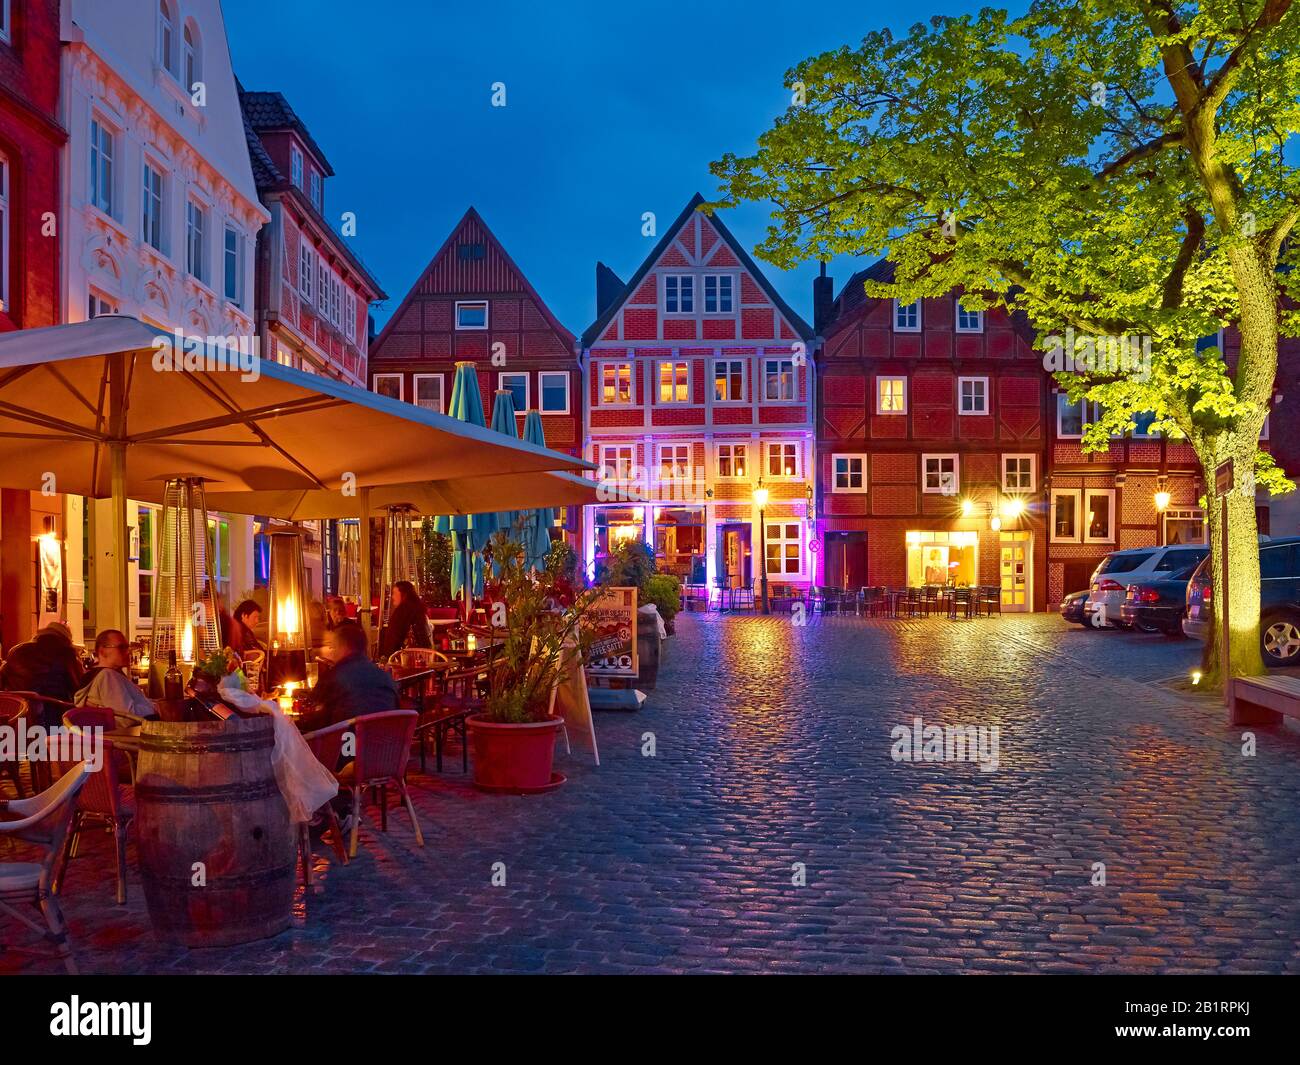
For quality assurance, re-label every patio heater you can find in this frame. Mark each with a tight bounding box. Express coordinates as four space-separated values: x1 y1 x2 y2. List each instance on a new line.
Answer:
379 503 420 630
149 477 222 695
336 518 360 601
266 528 311 690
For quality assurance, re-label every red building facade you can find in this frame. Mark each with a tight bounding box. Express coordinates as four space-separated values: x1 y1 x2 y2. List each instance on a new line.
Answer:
816 262 1049 610
0 0 66 650
581 195 816 592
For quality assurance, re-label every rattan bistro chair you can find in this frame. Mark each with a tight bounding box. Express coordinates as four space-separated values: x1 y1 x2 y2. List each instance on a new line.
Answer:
0 693 33 798
0 763 91 973
335 710 424 858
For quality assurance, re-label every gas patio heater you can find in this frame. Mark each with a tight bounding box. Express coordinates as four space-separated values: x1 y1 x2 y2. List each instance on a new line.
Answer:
379 503 420 632
149 477 222 695
266 528 311 691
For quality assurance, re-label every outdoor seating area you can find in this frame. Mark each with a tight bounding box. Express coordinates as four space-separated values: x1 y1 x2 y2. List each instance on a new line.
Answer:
683 582 1008 619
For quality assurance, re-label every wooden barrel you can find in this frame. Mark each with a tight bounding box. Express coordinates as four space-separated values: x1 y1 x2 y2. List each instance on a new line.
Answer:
134 716 294 948
636 611 661 690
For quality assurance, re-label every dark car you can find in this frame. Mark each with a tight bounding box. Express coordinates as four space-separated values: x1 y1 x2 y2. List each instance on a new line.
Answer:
1059 589 1089 626
1184 535 1300 666
1118 548 1208 635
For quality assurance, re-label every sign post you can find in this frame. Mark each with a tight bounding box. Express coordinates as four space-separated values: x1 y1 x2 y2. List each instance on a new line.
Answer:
1216 460 1233 719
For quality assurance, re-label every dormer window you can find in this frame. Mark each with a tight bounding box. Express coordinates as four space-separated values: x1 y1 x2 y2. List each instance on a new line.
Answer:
455 300 488 329
290 144 303 189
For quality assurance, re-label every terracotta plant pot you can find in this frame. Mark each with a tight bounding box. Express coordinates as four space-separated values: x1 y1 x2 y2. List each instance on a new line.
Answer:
467 714 564 793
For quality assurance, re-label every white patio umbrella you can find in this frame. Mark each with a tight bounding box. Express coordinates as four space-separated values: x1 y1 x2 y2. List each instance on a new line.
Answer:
0 316 593 629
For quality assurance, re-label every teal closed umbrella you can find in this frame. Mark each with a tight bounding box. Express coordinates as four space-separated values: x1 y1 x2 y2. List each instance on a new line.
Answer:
434 362 497 614
489 389 521 540
520 409 554 571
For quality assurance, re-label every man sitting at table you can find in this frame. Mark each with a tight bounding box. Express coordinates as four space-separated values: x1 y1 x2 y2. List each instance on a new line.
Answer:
305 623 397 729
0 621 85 727
74 629 158 719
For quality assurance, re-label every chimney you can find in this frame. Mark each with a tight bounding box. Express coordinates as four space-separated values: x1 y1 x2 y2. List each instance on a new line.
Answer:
813 261 834 333
595 262 625 319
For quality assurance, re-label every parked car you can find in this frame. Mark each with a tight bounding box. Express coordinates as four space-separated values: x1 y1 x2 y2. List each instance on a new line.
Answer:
1184 535 1300 666
1120 576 1196 636
1084 544 1210 629
1059 589 1089 626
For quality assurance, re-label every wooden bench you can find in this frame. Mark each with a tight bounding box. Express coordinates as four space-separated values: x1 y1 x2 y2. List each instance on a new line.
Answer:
1229 674 1300 726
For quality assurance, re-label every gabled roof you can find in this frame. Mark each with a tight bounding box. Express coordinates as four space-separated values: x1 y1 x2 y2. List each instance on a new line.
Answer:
371 206 576 355
239 89 335 176
579 192 814 348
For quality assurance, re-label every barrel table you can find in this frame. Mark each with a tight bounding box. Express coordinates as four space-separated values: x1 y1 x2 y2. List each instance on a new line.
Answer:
134 716 294 947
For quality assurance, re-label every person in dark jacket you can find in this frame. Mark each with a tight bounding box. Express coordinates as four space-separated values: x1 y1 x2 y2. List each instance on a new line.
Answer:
1 622 85 727
377 580 431 659
305 623 397 729
226 599 265 657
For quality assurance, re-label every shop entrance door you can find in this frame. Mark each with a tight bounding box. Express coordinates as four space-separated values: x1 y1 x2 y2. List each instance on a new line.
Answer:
715 523 752 591
825 532 868 590
999 532 1032 611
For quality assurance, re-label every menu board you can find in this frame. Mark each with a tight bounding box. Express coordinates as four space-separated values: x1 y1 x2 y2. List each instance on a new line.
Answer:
585 586 638 678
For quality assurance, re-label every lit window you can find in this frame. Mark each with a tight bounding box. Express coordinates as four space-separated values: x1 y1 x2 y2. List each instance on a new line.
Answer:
186 200 207 283
372 374 403 401
1002 454 1035 491
455 300 488 329
894 299 920 331
832 455 866 493
714 359 744 401
601 363 632 404
90 118 116 216
704 275 733 313
1085 489 1115 543
142 162 165 252
223 224 242 306
877 376 907 414
922 454 959 495
499 371 528 411
1051 490 1079 542
664 275 694 313
956 301 983 332
764 358 795 401
958 376 988 415
717 443 747 479
600 445 635 481
658 444 692 481
413 374 443 413
290 145 303 189
539 371 569 413
767 442 798 479
765 523 802 576
658 361 689 403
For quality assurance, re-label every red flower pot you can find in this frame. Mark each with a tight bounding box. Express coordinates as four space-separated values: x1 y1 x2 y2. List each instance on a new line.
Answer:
467 715 564 793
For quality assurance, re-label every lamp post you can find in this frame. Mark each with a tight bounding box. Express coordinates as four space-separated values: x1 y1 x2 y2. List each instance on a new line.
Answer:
1154 477 1171 545
754 480 770 614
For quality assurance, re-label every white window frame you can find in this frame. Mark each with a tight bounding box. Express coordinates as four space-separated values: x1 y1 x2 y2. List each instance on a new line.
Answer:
765 521 804 577
922 453 959 495
1083 488 1116 544
663 274 694 314
345 290 357 342
1 1 11 44
412 373 444 413
716 442 749 480
599 361 634 406
703 274 735 314
499 371 529 412
831 453 867 494
87 290 118 318
222 223 243 307
1050 489 1081 544
309 170 321 211
185 197 208 284
290 144 303 189
765 441 800 480
599 444 636 482
1056 394 1103 439
656 443 693 482
142 158 167 254
1002 453 1036 492
958 376 989 416
1130 410 1159 438
876 375 907 415
89 115 117 218
764 357 796 402
330 270 341 327
317 257 327 316
657 360 690 404
454 299 489 330
713 358 745 403
0 151 8 313
158 1 178 77
372 374 403 402
893 298 920 332
182 20 200 92
955 301 983 332
538 371 570 414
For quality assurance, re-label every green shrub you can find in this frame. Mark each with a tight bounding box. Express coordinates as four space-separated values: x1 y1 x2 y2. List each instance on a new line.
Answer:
642 573 680 624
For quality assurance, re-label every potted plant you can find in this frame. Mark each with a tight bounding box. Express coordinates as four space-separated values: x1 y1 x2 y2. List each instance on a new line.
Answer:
467 534 599 792
642 573 681 635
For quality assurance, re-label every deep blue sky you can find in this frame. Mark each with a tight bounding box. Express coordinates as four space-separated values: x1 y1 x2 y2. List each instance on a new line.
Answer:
222 0 984 334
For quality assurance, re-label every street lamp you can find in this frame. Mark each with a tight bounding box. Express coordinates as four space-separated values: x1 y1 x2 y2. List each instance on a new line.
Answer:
754 480 770 614
1154 477 1170 545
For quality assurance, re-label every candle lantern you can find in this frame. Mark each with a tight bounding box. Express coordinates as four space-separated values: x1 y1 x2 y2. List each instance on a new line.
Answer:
379 504 420 629
149 477 222 694
267 528 311 688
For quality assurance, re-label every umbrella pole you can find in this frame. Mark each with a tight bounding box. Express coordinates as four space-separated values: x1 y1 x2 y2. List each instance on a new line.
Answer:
108 353 130 638
462 540 472 623
358 486 373 651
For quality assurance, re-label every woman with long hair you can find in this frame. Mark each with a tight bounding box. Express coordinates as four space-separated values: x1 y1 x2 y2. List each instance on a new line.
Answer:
378 579 431 658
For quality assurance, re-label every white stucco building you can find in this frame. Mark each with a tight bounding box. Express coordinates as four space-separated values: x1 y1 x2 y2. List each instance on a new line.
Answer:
59 0 269 640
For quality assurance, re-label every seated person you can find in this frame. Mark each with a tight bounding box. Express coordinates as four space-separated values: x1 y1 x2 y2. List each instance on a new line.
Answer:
324 596 358 632
74 629 158 719
0 621 85 727
226 599 265 658
302 623 397 730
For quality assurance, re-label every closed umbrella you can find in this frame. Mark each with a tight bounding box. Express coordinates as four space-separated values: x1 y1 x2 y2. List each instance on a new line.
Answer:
521 410 554 571
488 389 521 540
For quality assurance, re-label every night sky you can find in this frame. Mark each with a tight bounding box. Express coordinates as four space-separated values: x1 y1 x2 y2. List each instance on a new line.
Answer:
221 0 988 334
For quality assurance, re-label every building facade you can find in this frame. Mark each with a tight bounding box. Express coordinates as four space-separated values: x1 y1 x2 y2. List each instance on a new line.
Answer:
368 206 582 543
816 262 1049 611
0 0 67 651
60 0 269 641
581 195 816 593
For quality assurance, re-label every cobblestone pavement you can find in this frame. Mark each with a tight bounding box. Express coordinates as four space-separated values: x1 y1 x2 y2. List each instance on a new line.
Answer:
5 611 1300 975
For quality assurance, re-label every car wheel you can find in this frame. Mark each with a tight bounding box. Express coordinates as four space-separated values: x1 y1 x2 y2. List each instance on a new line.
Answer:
1134 619 1162 634
1261 614 1300 667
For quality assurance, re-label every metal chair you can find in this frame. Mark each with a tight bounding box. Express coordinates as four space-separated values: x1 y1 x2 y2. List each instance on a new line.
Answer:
415 665 484 773
51 726 133 905
335 710 424 857
0 763 92 973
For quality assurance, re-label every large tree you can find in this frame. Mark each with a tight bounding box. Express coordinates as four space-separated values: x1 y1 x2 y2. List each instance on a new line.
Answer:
712 0 1300 681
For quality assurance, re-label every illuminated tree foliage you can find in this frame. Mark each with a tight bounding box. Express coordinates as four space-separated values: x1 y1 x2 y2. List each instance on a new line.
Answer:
712 0 1300 680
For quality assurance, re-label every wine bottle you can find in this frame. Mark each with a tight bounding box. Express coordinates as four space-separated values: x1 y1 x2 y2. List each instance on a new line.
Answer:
164 648 184 701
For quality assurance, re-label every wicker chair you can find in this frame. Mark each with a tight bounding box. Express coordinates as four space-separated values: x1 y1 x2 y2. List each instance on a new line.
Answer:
298 720 351 892
0 763 92 973
335 710 423 857
240 649 266 694
0 693 32 798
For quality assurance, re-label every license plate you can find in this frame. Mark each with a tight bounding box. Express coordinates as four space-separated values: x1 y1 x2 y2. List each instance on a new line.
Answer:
1190 604 1200 619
